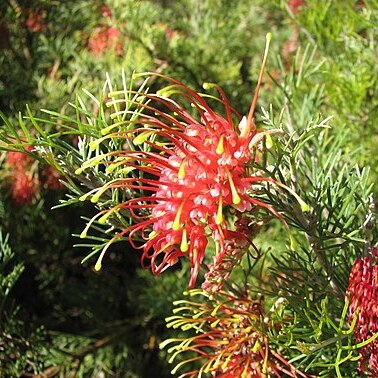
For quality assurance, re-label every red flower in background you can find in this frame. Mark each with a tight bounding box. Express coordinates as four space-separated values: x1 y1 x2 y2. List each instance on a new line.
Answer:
10 172 39 205
25 10 46 32
346 247 378 376
4 146 64 205
288 0 304 15
100 4 112 18
88 26 123 56
6 146 34 168
5 148 39 205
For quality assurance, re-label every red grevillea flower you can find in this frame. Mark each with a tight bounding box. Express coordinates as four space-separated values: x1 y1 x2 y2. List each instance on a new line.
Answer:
100 4 112 18
87 26 122 56
6 146 34 169
81 34 306 287
288 0 305 15
5 147 39 205
346 247 378 376
161 290 308 377
9 172 39 205
25 10 46 32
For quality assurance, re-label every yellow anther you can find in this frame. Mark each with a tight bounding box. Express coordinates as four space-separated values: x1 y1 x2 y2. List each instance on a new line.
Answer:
98 207 118 224
172 202 185 231
101 124 117 135
98 212 112 224
202 82 216 90
180 229 189 252
216 134 225 155
79 192 92 201
227 171 241 205
178 159 186 179
215 197 223 225
149 230 157 239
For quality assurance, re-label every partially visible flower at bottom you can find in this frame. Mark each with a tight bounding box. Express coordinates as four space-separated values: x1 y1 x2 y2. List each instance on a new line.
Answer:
346 247 378 376
161 290 308 378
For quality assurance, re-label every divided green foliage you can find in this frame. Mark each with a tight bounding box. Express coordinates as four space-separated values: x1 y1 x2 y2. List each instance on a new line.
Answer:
0 0 377 376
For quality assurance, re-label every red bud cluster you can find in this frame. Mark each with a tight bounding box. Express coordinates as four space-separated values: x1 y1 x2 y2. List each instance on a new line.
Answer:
346 247 378 376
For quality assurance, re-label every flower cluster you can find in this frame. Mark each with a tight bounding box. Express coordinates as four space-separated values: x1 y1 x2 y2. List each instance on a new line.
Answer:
87 26 122 56
24 9 47 33
100 4 113 18
288 0 305 15
161 290 307 377
82 35 309 288
86 69 283 288
5 147 39 205
346 247 378 376
4 147 63 205
132 106 275 288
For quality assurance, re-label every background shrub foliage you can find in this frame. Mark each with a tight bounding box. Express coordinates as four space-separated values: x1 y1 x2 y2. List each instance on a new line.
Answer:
0 0 377 377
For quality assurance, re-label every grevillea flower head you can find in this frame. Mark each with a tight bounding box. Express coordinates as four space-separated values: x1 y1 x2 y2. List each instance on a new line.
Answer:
100 4 112 18
161 290 308 377
346 246 378 376
80 34 308 287
88 26 122 56
5 147 39 205
6 146 34 169
9 172 39 205
288 0 305 15
24 9 46 32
